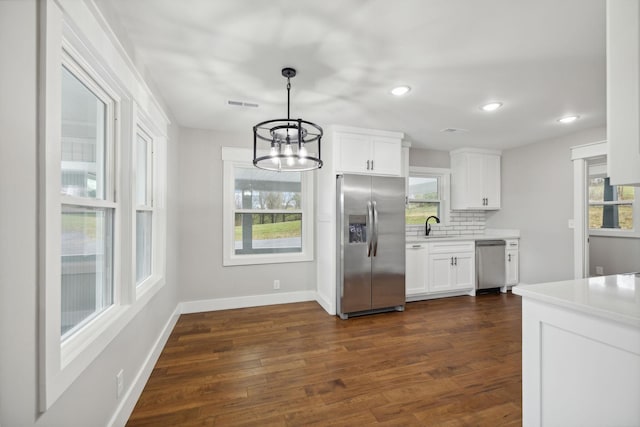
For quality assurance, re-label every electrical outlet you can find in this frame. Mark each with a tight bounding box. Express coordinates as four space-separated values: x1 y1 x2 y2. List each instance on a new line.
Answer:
595 266 604 275
116 369 124 399
273 279 280 290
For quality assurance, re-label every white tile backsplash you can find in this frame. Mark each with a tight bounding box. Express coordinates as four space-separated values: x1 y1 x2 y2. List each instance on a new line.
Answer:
406 210 487 239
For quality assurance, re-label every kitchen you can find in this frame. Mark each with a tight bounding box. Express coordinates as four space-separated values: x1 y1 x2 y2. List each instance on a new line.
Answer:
1 0 639 426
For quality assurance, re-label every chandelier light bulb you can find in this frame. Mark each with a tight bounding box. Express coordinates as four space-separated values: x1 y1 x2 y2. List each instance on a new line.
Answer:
287 156 295 166
284 143 293 157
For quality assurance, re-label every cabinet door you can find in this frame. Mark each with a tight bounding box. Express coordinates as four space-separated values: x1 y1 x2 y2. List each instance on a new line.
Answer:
337 133 371 174
506 250 519 285
607 0 640 186
451 252 475 290
428 254 454 293
451 151 501 210
483 154 501 209
371 137 402 176
406 244 427 296
466 153 486 208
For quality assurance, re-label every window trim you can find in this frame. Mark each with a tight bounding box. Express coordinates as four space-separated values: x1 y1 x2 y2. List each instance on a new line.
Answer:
406 166 450 224
222 147 314 266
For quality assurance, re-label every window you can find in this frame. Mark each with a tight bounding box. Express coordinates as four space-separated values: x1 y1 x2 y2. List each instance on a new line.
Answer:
589 177 635 230
135 126 153 285
405 167 449 225
588 162 639 235
60 59 116 340
223 148 314 265
40 3 168 410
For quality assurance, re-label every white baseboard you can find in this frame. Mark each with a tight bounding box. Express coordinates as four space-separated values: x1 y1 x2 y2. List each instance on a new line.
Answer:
314 292 336 315
180 290 317 314
107 305 181 427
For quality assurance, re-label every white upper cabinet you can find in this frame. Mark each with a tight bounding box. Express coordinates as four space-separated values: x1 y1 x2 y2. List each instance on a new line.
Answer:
450 148 501 210
335 128 402 176
607 0 640 186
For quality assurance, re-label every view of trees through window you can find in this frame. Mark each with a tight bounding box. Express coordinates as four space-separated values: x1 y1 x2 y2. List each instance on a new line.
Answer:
234 169 303 253
589 177 634 230
406 176 439 225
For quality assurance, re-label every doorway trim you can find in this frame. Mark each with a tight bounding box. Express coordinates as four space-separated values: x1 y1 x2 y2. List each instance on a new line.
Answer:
570 140 607 279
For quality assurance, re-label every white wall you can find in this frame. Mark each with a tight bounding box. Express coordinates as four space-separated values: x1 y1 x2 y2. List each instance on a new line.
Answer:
177 128 317 303
589 236 640 276
486 126 606 284
409 147 450 168
0 2 180 425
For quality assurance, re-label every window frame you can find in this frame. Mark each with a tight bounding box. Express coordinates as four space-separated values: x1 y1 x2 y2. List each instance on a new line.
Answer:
222 147 314 266
59 49 120 342
588 162 640 238
39 3 168 411
406 166 450 224
134 121 155 289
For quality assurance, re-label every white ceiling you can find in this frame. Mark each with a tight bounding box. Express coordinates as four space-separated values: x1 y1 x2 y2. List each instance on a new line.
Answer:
97 0 606 151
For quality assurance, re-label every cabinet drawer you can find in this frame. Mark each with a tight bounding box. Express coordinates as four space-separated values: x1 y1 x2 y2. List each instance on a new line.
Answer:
406 243 426 249
427 241 474 254
505 239 519 249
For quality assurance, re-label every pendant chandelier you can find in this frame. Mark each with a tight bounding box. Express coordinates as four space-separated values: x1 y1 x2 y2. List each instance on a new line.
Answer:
253 68 323 171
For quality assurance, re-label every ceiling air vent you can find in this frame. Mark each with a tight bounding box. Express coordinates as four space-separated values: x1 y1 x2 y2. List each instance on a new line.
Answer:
228 100 259 108
440 128 469 133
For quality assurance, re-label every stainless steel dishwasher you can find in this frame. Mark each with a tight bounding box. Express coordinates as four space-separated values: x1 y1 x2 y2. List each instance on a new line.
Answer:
475 240 506 290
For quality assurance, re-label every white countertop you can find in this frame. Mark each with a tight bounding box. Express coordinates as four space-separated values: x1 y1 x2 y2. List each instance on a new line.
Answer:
406 233 520 244
513 274 640 328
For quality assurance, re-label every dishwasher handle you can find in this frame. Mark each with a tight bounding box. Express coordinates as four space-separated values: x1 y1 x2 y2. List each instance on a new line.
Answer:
475 240 506 247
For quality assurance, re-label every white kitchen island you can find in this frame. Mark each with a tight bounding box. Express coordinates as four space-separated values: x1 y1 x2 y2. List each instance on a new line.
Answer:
513 274 640 427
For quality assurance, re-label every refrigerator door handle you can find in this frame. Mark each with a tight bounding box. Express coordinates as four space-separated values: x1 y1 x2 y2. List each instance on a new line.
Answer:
372 201 379 257
367 201 373 257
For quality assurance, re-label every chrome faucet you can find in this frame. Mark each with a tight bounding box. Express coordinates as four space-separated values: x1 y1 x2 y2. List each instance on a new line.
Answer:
425 215 440 236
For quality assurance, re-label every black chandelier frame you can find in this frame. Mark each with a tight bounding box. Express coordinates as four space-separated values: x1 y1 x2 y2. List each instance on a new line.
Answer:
252 68 323 172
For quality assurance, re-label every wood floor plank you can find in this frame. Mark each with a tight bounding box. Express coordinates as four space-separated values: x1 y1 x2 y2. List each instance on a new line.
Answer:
127 293 522 426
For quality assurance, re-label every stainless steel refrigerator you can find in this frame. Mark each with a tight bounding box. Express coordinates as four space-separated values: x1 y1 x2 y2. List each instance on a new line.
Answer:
336 174 406 319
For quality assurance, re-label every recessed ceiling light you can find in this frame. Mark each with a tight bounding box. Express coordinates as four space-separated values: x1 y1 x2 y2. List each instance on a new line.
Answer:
481 102 503 112
557 115 580 124
391 86 411 96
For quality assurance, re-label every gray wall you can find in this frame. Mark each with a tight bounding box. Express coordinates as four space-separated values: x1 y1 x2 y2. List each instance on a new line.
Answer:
486 126 606 284
590 236 640 276
0 2 180 425
409 147 450 168
177 128 317 302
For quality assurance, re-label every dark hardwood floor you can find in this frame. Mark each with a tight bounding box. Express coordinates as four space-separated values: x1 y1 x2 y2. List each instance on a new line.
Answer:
127 293 522 426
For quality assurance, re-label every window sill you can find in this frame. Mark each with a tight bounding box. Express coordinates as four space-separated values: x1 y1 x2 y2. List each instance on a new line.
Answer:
223 251 313 267
589 229 640 239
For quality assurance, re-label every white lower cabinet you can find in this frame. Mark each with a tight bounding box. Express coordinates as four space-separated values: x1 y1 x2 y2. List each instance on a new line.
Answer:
505 239 519 286
405 243 428 297
427 242 475 293
406 240 475 300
